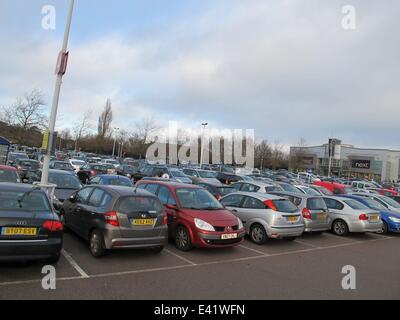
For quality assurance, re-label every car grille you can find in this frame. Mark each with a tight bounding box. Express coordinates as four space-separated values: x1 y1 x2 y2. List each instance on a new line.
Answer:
214 225 239 232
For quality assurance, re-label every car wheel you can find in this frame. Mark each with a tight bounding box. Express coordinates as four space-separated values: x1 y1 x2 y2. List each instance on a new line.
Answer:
379 221 389 234
175 226 192 251
151 246 164 253
250 223 268 245
45 253 61 264
89 230 106 257
332 220 349 236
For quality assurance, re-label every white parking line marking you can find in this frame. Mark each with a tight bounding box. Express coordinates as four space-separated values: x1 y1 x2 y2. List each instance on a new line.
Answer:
0 236 394 287
293 239 320 248
238 244 270 256
164 249 197 266
323 232 359 243
61 249 89 278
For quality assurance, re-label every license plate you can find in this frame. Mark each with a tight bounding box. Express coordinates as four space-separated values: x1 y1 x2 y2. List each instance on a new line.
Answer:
369 215 379 222
1 227 37 236
287 216 298 222
317 213 327 220
132 219 154 226
221 233 238 240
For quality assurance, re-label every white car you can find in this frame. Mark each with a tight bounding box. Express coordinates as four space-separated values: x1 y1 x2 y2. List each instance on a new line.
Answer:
102 158 120 169
69 159 86 172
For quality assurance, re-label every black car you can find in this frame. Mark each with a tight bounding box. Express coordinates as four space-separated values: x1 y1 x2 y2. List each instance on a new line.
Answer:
215 172 242 185
116 165 139 178
195 181 234 200
14 159 40 182
0 183 63 263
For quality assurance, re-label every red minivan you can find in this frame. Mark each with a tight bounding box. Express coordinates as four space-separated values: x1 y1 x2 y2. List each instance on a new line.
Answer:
135 180 245 251
313 181 352 195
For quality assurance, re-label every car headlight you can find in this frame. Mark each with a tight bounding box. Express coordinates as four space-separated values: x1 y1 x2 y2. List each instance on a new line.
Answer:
237 217 244 229
389 216 400 223
194 218 215 231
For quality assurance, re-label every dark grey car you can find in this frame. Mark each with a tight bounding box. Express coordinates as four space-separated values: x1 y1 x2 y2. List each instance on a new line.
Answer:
61 185 168 257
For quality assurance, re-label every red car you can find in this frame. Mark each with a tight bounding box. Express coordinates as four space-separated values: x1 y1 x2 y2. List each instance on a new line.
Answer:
313 181 353 195
368 188 398 197
0 165 20 183
135 180 245 251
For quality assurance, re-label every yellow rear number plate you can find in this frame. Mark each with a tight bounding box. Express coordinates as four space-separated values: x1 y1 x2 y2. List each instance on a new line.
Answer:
1 227 37 236
287 216 298 222
133 219 154 226
370 215 379 222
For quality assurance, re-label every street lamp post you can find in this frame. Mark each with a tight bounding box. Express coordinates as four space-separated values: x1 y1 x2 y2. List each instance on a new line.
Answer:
200 122 208 167
112 127 120 158
41 0 75 185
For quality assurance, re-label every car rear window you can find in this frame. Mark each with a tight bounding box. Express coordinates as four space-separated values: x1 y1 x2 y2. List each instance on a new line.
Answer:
0 170 19 183
307 197 327 210
107 178 133 187
217 187 234 196
117 196 163 214
273 199 298 213
343 200 369 210
0 190 50 211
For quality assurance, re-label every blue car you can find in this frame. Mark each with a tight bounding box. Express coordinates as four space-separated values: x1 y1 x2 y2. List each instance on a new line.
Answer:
89 174 133 187
339 194 400 234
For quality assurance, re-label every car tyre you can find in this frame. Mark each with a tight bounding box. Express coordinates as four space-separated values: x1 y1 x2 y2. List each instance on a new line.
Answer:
379 221 389 234
250 223 268 245
89 230 106 257
332 219 349 236
175 226 192 251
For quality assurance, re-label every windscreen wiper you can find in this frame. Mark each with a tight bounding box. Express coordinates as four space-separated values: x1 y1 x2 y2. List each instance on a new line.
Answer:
17 186 40 208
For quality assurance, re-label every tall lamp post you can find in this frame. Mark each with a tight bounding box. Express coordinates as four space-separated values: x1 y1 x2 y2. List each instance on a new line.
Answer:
199 122 208 167
41 0 75 185
112 127 120 158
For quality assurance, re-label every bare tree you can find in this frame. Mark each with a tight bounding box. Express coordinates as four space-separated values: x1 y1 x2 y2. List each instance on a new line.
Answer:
135 116 158 143
73 110 91 151
97 99 113 138
3 89 48 130
255 139 272 169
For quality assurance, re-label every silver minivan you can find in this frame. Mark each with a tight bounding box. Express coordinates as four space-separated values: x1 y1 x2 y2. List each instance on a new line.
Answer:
220 192 304 244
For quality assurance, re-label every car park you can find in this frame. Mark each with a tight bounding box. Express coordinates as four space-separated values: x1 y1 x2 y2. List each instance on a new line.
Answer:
89 174 133 187
61 185 168 257
0 165 21 183
268 191 330 233
77 163 108 184
0 183 63 262
135 180 245 251
339 194 400 234
322 196 383 236
220 192 304 243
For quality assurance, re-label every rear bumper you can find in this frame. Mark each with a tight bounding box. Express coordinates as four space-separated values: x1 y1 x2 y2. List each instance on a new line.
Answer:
105 226 168 249
349 221 383 233
0 237 62 262
267 225 304 238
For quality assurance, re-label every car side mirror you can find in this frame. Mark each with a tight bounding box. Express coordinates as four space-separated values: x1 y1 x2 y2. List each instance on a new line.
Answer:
166 204 177 210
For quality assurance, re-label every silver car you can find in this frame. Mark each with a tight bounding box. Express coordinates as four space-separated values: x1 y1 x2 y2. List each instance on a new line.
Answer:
269 191 330 233
322 196 383 236
230 181 284 194
220 192 304 244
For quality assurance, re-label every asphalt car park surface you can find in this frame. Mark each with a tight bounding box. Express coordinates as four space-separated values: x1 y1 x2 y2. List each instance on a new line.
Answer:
0 231 399 300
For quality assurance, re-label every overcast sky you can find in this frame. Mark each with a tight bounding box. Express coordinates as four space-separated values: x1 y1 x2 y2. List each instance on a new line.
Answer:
0 0 399 150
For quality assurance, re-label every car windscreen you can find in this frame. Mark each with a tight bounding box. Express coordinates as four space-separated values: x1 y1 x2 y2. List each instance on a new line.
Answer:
19 161 39 169
107 178 133 187
0 190 50 211
0 170 19 182
170 170 186 177
280 183 301 193
198 171 217 178
307 197 328 210
361 198 387 210
117 196 163 214
49 174 82 189
272 199 299 213
343 199 369 210
54 162 73 169
176 188 224 210
380 196 400 208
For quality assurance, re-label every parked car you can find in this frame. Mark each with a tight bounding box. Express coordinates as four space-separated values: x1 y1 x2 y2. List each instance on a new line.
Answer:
182 168 219 184
6 152 29 166
366 188 398 197
135 180 245 251
268 191 330 233
61 185 167 257
116 165 138 178
349 193 400 214
14 159 40 182
69 159 86 172
134 166 192 184
220 192 304 244
77 163 108 184
103 163 117 175
322 196 383 236
309 184 333 196
50 160 75 172
274 182 304 194
0 183 63 262
102 158 120 169
89 174 133 187
195 181 234 200
294 185 321 196
230 181 283 193
0 165 21 183
215 172 243 185
314 181 352 195
339 194 400 234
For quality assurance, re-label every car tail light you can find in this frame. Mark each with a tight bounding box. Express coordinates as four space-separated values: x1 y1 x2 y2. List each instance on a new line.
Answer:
162 211 168 225
302 208 312 219
264 200 277 211
104 211 119 227
42 220 63 232
359 213 369 221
